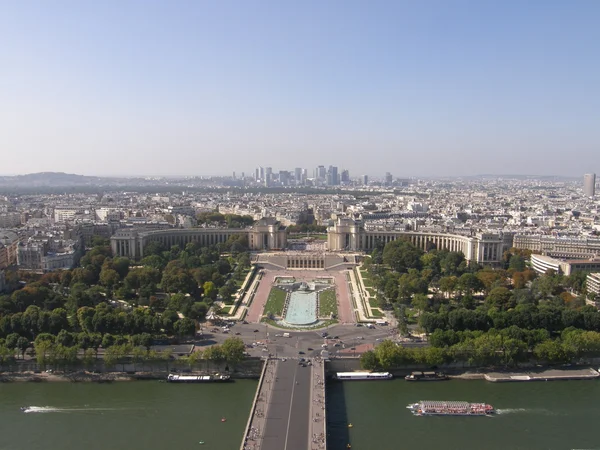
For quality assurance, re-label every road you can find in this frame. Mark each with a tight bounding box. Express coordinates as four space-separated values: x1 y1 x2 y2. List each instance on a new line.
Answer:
197 323 407 359
261 359 311 450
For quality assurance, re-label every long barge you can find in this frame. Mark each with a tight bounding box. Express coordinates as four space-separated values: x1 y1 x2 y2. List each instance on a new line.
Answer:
167 373 231 383
334 371 393 381
408 401 494 416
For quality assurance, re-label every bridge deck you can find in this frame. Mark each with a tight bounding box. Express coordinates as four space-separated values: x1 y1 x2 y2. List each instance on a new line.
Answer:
241 358 326 450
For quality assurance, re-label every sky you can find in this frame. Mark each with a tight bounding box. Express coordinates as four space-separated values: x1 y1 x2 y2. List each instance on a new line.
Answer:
1 0 599 178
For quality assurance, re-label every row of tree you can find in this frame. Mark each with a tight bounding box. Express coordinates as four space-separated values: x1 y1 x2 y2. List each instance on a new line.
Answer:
361 327 600 370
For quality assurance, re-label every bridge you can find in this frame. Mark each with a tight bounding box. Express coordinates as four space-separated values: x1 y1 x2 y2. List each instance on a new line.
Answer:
240 357 327 450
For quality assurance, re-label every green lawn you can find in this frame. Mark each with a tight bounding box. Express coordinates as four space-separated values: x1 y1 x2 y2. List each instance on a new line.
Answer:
365 287 377 297
359 270 374 287
319 288 338 317
370 308 384 318
264 287 287 317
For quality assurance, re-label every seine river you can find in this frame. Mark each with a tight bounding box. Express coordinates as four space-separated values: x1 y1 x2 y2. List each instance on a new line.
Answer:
3 378 600 450
0 380 257 450
327 378 600 450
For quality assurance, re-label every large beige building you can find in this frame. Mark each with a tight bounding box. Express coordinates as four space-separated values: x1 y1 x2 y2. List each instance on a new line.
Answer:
513 234 600 259
111 217 287 260
0 230 19 269
327 217 511 265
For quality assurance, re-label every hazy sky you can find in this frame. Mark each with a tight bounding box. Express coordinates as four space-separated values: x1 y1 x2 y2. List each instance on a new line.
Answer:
1 1 599 178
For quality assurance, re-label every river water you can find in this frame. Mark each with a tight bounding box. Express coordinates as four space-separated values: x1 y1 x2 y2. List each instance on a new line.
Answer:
0 380 257 450
327 378 600 450
2 377 599 450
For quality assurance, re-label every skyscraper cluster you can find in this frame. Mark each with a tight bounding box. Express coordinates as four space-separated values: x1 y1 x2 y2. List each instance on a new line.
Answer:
254 165 351 187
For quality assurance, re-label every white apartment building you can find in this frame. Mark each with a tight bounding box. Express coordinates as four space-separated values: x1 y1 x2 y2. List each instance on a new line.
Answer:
587 273 600 297
54 207 84 223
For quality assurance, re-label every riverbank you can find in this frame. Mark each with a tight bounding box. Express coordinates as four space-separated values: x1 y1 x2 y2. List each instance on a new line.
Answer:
0 370 261 383
448 367 600 382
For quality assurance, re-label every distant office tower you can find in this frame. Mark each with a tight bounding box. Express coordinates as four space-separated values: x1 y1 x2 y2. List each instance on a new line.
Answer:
362 175 369 185
255 168 260 181
315 165 326 180
264 167 272 187
341 170 350 183
584 173 596 197
294 167 303 185
328 166 338 186
232 171 236 179
385 172 393 185
259 166 265 180
279 171 290 186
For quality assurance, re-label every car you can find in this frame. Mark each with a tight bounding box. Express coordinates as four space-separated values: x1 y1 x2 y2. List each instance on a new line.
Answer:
253 329 259 333
355 323 363 327
235 332 241 335
350 347 356 350
333 336 339 339
334 343 341 347
321 332 329 337
222 330 229 334
307 347 314 351
299 357 305 362
298 351 305 355
242 320 248 324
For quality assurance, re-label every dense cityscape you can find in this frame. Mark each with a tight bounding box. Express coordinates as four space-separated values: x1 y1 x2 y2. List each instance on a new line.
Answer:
3 1 600 449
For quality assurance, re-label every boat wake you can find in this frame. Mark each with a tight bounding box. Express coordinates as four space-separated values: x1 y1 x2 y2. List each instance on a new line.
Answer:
21 406 123 414
495 408 554 415
495 408 528 414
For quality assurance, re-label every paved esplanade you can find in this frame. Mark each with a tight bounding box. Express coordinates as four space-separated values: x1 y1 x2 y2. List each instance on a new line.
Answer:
242 358 326 450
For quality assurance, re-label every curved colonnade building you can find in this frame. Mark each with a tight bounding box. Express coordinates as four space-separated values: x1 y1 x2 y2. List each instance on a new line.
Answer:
327 218 512 266
112 216 600 268
111 217 287 260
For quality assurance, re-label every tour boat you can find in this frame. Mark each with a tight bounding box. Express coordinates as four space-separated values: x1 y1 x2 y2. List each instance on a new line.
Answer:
407 401 494 416
167 373 231 383
405 371 449 381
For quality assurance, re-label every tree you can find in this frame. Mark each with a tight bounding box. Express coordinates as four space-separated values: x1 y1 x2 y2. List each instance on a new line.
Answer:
508 254 526 272
360 350 380 370
486 287 514 310
174 318 196 338
382 239 423 273
16 336 30 359
99 268 120 291
5 333 20 351
221 337 245 364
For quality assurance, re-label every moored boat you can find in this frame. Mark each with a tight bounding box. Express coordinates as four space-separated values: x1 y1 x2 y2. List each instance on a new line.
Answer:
334 371 393 381
407 401 494 416
405 371 449 381
167 373 231 383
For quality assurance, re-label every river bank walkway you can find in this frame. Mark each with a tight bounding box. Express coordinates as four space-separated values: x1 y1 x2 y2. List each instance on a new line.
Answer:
484 367 600 382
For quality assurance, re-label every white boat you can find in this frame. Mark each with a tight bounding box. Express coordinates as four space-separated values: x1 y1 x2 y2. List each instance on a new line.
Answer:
167 373 231 383
334 371 393 380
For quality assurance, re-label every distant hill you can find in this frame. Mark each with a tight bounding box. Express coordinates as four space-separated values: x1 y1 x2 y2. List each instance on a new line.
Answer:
0 172 112 187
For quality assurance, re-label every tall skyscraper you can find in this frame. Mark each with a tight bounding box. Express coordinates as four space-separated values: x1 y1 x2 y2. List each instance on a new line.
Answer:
294 167 303 185
385 172 393 185
362 175 369 185
328 166 338 186
584 173 596 197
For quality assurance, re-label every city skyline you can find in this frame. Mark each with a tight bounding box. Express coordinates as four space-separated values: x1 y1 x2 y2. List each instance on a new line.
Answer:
1 1 599 177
